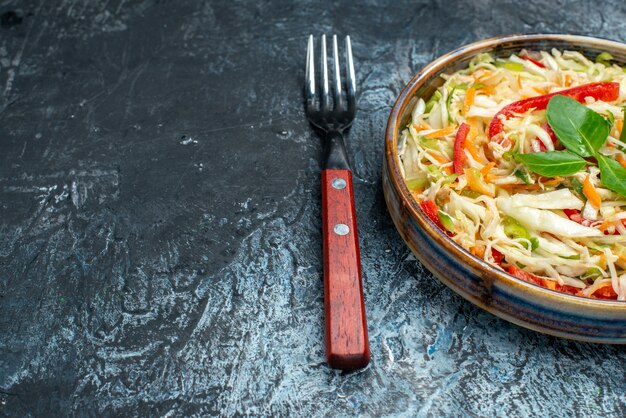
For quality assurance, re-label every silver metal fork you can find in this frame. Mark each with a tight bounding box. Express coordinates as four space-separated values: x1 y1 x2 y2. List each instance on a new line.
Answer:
305 34 370 371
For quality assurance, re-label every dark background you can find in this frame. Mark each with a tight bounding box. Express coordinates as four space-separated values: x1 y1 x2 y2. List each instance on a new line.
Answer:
1 0 625 416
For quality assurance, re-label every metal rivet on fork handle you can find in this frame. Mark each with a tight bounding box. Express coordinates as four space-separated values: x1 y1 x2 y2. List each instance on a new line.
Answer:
331 178 346 189
333 223 350 236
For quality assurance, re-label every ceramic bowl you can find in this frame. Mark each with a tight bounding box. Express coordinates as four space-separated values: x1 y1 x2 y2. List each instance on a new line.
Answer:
383 34 626 343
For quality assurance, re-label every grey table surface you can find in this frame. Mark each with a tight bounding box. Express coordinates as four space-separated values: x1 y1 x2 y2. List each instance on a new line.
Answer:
1 0 625 416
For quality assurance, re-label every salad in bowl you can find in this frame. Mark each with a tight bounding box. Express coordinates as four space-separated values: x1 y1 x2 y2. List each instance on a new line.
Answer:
398 48 626 301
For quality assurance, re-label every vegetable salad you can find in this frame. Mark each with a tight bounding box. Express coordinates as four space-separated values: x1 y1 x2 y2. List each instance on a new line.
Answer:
399 49 626 300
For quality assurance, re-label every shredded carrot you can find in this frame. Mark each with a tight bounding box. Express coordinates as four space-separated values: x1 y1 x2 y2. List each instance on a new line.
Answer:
480 162 496 182
616 154 626 170
543 280 557 290
498 183 519 191
465 168 495 197
532 86 547 95
476 70 492 82
468 126 478 141
477 85 495 96
611 118 623 138
464 126 483 160
470 245 486 258
500 176 563 191
598 220 612 233
480 162 495 176
540 177 563 186
464 134 486 164
425 126 455 139
429 152 450 165
583 174 602 209
413 122 432 131
463 88 476 115
564 74 572 87
516 75 522 90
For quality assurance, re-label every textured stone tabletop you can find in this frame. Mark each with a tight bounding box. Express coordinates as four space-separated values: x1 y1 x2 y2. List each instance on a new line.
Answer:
1 0 625 416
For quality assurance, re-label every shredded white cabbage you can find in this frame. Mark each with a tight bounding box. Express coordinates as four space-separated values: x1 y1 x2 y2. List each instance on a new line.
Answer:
399 49 626 300
496 197 602 237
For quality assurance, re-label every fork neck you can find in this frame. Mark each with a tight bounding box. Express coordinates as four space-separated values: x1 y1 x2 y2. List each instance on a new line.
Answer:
324 130 350 170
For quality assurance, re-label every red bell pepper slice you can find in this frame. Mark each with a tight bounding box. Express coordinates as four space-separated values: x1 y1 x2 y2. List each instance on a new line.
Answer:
533 139 546 152
453 123 470 175
533 122 560 152
563 208 583 222
488 82 620 140
506 265 579 295
419 200 445 231
553 283 582 295
491 248 504 264
519 54 545 68
590 285 618 299
544 122 558 144
507 265 542 285
563 208 614 232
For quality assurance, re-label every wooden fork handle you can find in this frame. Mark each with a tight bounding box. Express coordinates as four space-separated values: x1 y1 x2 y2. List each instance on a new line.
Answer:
321 168 370 370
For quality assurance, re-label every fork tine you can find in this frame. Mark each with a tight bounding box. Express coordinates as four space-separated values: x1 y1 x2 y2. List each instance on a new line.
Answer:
332 34 343 110
305 35 315 107
320 35 330 114
345 35 356 113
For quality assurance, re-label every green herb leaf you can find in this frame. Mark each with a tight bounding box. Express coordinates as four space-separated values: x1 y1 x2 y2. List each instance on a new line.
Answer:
546 95 610 157
568 177 586 201
597 154 626 198
513 168 532 184
516 151 588 176
605 111 614 128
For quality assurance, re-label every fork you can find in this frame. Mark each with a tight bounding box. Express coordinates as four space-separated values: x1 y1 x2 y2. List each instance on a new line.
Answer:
305 34 370 370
